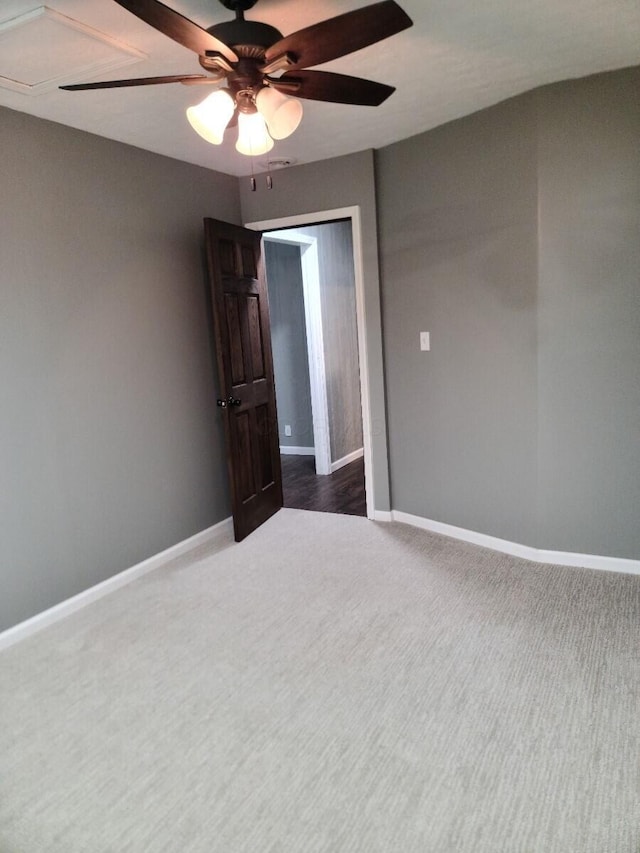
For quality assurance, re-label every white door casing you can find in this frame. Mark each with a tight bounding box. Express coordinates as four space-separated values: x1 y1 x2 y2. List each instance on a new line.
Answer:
247 206 376 519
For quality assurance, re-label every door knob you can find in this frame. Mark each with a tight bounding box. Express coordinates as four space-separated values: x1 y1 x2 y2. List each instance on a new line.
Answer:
217 396 241 408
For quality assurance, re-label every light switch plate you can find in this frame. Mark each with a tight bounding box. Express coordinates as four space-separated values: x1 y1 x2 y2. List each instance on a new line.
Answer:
420 331 430 351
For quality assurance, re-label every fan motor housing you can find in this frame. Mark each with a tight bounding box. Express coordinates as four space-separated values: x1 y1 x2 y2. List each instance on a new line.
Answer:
218 0 258 10
207 19 283 53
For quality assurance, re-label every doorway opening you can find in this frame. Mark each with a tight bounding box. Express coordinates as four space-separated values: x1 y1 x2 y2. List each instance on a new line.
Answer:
261 219 365 517
249 208 373 517
263 230 331 475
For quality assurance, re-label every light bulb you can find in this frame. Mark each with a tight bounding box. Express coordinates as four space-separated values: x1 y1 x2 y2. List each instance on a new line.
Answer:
256 87 303 140
235 111 274 156
186 89 234 145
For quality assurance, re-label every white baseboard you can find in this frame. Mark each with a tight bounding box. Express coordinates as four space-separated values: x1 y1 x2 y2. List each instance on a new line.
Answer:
373 510 393 522
0 516 233 652
280 446 315 456
330 447 364 474
6 507 635 653
532 548 640 574
386 511 640 576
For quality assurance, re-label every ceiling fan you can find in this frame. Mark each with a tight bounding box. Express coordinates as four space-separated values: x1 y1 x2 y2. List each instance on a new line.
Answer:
60 0 413 156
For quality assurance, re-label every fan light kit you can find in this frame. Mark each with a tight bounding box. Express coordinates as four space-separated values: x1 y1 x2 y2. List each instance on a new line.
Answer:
61 0 413 158
186 84 303 156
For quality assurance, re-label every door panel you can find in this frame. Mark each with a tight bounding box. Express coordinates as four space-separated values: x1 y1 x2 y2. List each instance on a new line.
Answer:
225 295 246 384
256 404 274 487
204 218 283 541
247 296 266 379
241 244 258 278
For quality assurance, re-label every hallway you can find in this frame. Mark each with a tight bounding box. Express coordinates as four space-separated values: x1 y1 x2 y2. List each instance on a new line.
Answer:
281 455 366 517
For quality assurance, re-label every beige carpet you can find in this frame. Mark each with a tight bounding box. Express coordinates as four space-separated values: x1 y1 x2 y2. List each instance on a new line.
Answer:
1 509 639 852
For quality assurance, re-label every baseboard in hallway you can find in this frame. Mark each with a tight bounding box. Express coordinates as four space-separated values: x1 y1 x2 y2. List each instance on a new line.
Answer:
330 447 364 473
279 446 315 456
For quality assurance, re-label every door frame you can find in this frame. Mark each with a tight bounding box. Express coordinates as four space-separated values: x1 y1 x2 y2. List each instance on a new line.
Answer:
263 231 332 476
246 206 375 519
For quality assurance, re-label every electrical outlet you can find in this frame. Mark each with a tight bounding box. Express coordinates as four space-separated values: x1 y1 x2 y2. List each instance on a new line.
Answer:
284 424 292 437
420 331 430 351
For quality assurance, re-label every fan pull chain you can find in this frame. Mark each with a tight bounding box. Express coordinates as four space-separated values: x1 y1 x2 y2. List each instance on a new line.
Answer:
248 163 274 191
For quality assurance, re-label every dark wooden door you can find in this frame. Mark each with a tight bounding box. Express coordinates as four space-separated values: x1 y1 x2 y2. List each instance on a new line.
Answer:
204 218 283 541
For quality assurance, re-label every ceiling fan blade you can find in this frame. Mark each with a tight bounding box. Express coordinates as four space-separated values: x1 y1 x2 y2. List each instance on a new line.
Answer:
264 0 412 72
269 70 394 106
60 74 212 91
113 0 238 63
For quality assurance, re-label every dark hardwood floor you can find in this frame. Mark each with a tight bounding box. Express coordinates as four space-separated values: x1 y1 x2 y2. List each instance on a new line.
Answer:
281 454 366 517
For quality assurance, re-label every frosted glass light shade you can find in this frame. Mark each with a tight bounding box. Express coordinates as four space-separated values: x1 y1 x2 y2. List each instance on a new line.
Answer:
186 89 234 145
256 87 303 140
235 111 274 156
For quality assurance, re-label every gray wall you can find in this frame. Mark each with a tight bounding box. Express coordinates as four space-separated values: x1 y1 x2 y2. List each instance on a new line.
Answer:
2 64 637 634
293 221 363 463
376 66 640 559
240 150 391 511
376 95 539 546
0 107 240 631
536 68 640 557
263 240 314 448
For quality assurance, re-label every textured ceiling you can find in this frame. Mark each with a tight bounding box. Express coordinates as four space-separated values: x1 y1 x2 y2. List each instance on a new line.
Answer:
1 0 639 176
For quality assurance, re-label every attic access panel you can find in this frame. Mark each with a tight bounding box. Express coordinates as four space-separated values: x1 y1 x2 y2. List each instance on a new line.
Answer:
0 6 146 95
